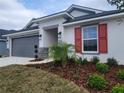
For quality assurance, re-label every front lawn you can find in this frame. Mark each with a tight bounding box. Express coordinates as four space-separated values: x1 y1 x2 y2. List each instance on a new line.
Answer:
0 65 84 93
27 61 124 93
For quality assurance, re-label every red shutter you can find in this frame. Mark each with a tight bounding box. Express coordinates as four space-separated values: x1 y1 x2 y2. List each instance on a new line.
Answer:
75 27 82 53
98 24 108 53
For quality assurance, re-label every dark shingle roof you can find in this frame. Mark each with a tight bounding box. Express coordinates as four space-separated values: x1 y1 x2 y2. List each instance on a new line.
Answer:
19 26 39 31
65 10 124 23
1 26 39 37
33 4 104 21
0 29 16 39
33 11 66 21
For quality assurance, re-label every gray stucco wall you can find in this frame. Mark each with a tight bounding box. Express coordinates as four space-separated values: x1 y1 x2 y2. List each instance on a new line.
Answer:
0 41 8 56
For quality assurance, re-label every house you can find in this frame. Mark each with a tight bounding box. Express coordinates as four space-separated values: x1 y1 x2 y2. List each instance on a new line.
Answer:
3 4 124 64
0 32 7 56
0 29 16 56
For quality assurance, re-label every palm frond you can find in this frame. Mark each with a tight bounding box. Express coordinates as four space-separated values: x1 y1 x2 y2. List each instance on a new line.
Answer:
49 42 74 67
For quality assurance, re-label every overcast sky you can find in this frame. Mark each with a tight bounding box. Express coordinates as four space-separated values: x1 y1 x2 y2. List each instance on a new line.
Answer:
0 0 116 30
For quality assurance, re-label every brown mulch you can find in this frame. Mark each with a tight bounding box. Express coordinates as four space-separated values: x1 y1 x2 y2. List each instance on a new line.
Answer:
30 58 44 62
27 61 124 93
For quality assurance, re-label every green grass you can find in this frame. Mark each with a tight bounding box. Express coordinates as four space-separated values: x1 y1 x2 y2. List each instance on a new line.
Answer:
0 65 84 93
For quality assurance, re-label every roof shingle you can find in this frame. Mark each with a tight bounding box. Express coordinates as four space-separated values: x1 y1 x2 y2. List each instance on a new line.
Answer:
65 10 124 23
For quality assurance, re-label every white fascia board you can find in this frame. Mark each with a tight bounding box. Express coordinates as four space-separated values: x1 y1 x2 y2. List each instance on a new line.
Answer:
66 4 104 13
3 29 39 37
63 12 124 26
23 19 34 30
65 12 74 19
32 12 72 22
0 39 7 41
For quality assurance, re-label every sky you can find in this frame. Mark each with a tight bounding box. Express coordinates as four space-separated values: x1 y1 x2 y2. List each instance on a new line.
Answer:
0 0 116 30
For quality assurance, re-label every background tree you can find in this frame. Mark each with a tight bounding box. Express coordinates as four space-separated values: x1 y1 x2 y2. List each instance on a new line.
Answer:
107 0 124 10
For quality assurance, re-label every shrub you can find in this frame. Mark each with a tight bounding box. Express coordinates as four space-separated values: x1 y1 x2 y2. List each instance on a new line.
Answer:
112 84 124 93
75 57 88 65
69 54 80 65
96 63 109 74
68 54 76 63
0 55 2 58
92 56 100 64
107 58 118 67
74 57 81 65
88 74 107 90
82 58 88 64
49 42 73 67
117 69 124 80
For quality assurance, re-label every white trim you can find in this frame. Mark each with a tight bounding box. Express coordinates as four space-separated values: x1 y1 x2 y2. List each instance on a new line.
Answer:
65 12 74 19
63 12 124 26
10 39 12 56
0 39 7 41
66 4 104 13
3 29 39 37
23 19 34 30
82 25 99 54
9 38 12 56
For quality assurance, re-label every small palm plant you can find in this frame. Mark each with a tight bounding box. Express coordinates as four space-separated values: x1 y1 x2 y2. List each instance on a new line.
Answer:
49 42 73 67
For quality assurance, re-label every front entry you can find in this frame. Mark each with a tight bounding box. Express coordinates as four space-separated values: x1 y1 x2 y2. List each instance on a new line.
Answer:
43 28 58 47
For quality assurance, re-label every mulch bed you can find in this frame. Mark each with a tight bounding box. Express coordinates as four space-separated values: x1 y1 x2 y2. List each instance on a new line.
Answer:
30 58 44 62
27 61 124 93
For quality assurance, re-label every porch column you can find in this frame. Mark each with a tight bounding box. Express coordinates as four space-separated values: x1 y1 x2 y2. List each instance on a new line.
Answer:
39 28 49 59
58 24 64 42
39 28 44 48
7 37 12 56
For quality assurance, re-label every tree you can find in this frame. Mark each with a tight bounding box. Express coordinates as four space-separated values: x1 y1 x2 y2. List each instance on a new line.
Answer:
107 0 124 10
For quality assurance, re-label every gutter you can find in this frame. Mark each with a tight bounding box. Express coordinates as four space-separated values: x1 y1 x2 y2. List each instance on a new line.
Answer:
63 12 124 26
0 39 7 41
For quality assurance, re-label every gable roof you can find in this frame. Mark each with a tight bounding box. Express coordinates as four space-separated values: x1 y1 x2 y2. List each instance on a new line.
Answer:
24 4 103 29
64 9 124 26
32 11 74 23
4 5 124 37
32 4 104 22
67 7 96 15
23 4 124 31
66 4 104 13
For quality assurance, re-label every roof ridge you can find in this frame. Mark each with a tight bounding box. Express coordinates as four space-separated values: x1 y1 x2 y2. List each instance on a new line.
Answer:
33 4 105 21
33 10 66 20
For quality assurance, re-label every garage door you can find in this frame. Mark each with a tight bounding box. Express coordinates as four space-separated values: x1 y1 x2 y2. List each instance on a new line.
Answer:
12 35 39 57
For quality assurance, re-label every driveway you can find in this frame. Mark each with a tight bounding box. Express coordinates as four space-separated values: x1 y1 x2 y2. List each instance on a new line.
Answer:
0 57 33 67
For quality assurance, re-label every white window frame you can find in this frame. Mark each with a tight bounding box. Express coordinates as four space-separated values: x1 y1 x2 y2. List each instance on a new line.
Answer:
82 25 99 54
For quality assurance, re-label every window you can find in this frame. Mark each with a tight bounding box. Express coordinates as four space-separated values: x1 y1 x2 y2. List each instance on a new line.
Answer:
82 25 98 53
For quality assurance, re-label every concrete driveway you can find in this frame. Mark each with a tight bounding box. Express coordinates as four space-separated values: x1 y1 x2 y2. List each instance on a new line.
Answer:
0 57 33 67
